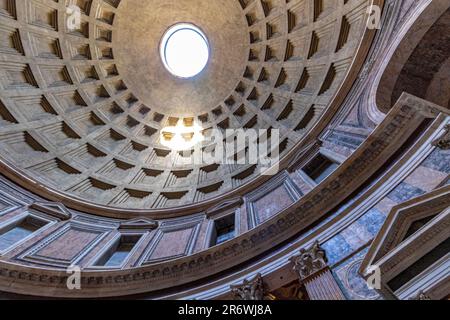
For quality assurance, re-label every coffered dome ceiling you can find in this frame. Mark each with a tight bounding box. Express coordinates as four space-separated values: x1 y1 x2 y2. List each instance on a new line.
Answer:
0 0 371 212
0 0 449 301
114 0 249 116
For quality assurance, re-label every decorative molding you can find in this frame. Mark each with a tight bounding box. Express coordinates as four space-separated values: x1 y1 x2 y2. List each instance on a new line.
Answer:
0 210 56 256
361 185 450 271
231 273 265 300
432 124 450 150
87 231 148 270
0 193 21 217
403 95 450 118
204 206 242 249
361 186 450 300
138 216 203 265
119 217 158 231
30 201 72 221
245 170 303 228
16 222 110 268
287 140 323 173
205 197 243 218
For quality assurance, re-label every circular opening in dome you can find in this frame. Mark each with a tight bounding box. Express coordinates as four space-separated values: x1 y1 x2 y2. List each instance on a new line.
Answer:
160 23 210 79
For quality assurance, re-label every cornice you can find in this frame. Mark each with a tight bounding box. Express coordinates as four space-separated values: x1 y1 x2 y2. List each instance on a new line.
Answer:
0 93 446 298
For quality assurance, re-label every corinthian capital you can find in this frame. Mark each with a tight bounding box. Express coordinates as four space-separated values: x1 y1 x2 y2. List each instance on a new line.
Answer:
231 273 265 300
289 241 328 281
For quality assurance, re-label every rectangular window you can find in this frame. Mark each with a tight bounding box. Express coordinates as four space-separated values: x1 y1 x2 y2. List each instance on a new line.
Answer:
303 154 339 184
95 235 141 267
0 216 48 251
210 214 235 246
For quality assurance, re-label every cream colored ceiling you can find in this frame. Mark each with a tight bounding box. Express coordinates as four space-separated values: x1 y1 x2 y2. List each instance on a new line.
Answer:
114 0 248 116
0 0 370 210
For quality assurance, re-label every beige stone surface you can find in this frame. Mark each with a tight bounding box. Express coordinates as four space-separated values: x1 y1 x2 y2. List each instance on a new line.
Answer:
0 0 373 211
114 0 248 116
0 0 449 300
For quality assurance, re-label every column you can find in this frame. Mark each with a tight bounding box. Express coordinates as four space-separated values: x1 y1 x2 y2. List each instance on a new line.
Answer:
290 241 346 300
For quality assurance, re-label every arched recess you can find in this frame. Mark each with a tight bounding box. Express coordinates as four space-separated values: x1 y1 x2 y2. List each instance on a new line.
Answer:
376 1 450 112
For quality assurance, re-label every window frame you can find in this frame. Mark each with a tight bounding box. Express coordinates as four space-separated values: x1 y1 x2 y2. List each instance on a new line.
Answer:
89 231 147 269
0 210 54 256
206 209 241 248
300 149 344 185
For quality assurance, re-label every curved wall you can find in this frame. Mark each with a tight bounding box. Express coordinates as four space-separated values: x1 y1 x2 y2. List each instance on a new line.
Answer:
0 0 448 300
0 0 374 213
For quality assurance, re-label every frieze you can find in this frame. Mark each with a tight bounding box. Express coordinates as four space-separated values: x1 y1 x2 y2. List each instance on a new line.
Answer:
0 94 447 297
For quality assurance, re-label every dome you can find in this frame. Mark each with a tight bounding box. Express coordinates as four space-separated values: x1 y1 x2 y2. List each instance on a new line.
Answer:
0 0 448 301
0 0 371 215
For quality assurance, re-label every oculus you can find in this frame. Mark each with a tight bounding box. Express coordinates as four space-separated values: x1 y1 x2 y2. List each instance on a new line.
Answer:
160 23 210 78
